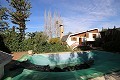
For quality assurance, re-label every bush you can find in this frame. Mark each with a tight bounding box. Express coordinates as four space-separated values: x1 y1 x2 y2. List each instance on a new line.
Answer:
77 45 92 51
34 43 69 53
100 28 120 52
0 30 70 53
102 41 120 52
51 43 69 52
1 30 21 52
49 38 61 44
94 38 102 47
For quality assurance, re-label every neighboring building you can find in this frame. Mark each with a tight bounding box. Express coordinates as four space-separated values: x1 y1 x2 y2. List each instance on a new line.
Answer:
62 29 100 49
0 51 12 79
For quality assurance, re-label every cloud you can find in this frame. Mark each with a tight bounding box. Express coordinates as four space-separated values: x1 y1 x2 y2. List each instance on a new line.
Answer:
62 16 94 34
28 0 120 33
2 0 120 33
58 0 119 34
62 0 116 16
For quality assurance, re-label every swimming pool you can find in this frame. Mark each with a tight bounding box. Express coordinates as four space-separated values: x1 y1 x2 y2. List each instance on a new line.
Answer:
28 51 94 70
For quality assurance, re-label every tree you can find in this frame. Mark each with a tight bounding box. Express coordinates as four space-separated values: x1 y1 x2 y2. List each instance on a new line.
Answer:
44 11 52 39
44 11 63 39
8 0 31 40
100 27 120 52
34 32 48 45
0 6 9 32
33 32 48 52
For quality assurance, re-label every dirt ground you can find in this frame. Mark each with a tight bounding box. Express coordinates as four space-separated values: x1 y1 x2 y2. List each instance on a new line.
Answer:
11 51 28 60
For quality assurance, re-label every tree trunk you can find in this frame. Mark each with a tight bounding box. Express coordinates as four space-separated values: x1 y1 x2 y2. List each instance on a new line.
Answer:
19 23 25 41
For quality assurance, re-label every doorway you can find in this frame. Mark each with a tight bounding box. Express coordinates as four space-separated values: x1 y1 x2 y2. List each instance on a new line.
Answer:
79 38 82 45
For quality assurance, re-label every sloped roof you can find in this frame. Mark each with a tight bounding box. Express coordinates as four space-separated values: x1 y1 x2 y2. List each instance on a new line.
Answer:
0 51 12 66
61 28 99 42
61 35 69 42
70 28 99 36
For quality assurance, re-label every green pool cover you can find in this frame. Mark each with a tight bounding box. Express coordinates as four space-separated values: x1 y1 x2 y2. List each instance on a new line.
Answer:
27 51 94 69
3 50 120 80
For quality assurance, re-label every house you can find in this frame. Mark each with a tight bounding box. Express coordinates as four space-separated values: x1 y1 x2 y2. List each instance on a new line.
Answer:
0 51 12 79
61 29 100 49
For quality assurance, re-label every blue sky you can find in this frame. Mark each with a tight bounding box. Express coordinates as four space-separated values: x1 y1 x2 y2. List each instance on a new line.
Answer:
1 0 120 34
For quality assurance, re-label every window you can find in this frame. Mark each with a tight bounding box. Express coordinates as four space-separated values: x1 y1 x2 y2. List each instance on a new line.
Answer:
71 37 77 41
93 34 96 38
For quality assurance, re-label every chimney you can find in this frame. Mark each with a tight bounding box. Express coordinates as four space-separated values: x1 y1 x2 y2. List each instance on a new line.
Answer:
60 24 64 39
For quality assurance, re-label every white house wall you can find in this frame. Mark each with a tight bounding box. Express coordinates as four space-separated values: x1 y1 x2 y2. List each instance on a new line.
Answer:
66 36 79 46
86 33 100 41
66 31 101 47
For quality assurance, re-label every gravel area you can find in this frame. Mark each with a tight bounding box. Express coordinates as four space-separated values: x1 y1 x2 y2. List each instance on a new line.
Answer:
91 71 120 80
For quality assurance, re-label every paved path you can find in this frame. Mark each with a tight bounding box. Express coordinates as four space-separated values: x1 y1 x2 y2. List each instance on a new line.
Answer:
12 51 28 60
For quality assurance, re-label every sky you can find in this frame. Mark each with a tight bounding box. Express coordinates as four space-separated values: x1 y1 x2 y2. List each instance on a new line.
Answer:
1 0 120 34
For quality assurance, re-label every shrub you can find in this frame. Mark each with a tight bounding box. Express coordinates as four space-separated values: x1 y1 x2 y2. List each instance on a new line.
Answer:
77 45 92 51
102 41 120 52
34 43 69 53
0 30 70 53
1 30 21 52
49 38 61 44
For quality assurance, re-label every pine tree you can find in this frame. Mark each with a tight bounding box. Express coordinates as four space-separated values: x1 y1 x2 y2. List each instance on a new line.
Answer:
8 0 31 40
0 6 9 32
